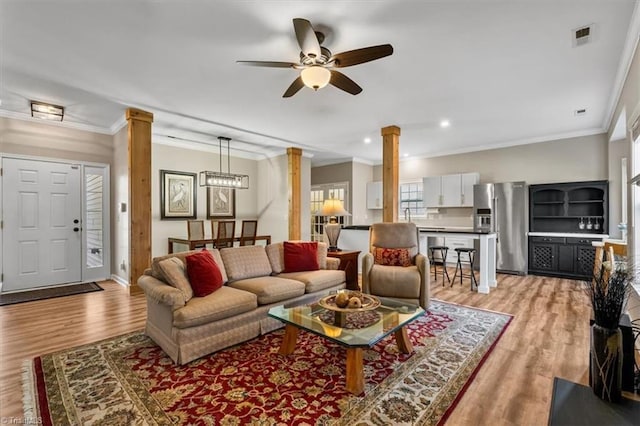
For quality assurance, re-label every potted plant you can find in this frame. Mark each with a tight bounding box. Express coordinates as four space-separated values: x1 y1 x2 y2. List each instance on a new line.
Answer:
586 262 632 402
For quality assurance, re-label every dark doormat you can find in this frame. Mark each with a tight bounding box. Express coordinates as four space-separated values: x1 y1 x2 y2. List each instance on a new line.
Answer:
548 377 640 425
0 282 103 306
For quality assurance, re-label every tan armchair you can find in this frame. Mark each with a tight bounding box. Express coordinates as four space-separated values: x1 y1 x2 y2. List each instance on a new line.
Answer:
362 222 430 309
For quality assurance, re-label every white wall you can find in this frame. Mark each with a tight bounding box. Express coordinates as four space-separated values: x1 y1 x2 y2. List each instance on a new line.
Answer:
112 126 129 283
351 161 374 225
257 154 289 243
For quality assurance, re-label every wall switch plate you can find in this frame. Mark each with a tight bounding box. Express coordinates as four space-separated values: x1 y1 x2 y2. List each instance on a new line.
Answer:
120 203 127 213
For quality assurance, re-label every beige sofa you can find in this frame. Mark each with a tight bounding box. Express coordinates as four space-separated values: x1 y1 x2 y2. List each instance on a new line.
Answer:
138 242 346 364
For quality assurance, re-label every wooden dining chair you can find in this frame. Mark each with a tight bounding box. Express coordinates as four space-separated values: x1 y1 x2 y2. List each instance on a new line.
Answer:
593 241 627 285
239 220 258 246
187 220 206 249
214 220 236 249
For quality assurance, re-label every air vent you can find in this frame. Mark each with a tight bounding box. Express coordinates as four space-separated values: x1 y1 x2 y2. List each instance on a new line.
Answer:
574 108 587 117
572 24 593 47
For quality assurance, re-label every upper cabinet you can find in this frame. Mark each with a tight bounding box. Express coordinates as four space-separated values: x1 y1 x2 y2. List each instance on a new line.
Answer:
366 181 383 209
423 172 479 208
529 180 608 234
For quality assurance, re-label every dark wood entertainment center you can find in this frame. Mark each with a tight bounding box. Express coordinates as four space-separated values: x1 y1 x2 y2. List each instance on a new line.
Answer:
528 180 608 280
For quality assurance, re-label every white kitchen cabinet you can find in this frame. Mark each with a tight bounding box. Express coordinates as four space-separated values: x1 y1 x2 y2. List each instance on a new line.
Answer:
444 237 475 264
422 172 480 208
461 172 480 207
422 176 442 207
366 181 383 209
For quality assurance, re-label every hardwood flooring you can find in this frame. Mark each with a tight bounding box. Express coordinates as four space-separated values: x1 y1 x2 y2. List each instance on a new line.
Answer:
0 273 636 424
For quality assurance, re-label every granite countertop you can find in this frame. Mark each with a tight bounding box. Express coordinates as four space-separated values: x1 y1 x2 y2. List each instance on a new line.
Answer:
342 225 493 234
528 232 609 239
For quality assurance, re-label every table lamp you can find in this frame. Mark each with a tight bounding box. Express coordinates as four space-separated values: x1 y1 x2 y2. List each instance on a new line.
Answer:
321 198 351 252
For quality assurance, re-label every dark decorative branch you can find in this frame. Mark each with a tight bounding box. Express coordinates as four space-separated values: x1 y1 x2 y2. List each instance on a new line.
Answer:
585 264 633 329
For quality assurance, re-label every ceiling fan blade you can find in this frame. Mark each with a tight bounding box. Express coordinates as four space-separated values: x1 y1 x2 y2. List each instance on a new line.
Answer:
237 61 297 68
329 70 362 95
293 18 321 59
331 44 394 68
283 76 305 98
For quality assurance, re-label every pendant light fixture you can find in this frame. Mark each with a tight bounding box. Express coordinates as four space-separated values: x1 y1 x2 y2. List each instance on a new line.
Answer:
199 137 249 189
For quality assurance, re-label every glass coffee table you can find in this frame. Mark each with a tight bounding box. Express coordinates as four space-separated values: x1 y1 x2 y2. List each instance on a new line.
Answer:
268 295 425 395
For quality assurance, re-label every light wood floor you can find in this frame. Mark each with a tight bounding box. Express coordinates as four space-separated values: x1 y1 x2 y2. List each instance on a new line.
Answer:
0 273 636 424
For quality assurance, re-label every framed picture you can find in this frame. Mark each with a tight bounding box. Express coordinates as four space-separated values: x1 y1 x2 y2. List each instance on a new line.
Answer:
207 187 236 219
160 170 197 220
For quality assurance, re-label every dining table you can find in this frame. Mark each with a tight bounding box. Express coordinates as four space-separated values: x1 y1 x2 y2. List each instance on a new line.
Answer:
167 235 272 254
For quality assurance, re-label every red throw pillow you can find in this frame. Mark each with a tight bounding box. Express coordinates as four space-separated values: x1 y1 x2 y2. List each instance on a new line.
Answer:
283 241 320 273
374 247 412 267
185 250 224 297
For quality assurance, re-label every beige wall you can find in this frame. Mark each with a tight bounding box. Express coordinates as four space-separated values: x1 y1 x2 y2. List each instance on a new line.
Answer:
151 143 262 258
257 154 289 243
394 133 608 184
311 162 353 186
607 139 628 239
0 117 113 165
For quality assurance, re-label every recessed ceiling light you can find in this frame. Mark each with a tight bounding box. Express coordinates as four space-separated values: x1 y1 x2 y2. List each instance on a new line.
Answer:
440 119 450 128
403 153 409 157
364 137 371 144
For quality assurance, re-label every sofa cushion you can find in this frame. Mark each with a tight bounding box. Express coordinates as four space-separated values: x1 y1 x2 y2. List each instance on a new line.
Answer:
221 245 273 281
277 269 345 293
374 247 412 267
266 241 328 274
157 257 194 301
283 241 319 272
369 264 421 299
173 286 257 329
228 276 306 305
152 249 228 284
185 250 224 297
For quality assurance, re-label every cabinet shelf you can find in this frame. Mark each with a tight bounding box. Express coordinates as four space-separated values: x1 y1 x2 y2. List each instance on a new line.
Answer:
567 200 604 204
533 201 565 205
533 215 603 219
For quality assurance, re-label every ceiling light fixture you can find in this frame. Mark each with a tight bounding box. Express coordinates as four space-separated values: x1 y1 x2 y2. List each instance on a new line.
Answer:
31 101 64 121
364 137 372 144
300 66 331 90
199 137 249 189
440 119 450 128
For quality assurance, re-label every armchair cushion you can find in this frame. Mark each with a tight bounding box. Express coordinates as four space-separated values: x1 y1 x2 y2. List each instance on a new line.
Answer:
368 264 421 299
374 247 412 267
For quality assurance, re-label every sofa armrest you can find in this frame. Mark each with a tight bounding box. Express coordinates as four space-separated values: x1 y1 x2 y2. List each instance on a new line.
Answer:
326 257 340 270
138 275 186 310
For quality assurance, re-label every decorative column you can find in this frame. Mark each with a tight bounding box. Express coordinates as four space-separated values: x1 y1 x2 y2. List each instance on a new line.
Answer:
287 147 302 240
381 125 400 222
126 108 153 295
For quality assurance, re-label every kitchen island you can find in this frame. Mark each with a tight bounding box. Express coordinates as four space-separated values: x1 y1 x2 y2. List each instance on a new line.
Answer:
419 228 497 294
341 225 498 294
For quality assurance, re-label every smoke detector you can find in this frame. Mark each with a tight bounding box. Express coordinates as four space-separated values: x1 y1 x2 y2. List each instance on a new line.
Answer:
572 24 594 47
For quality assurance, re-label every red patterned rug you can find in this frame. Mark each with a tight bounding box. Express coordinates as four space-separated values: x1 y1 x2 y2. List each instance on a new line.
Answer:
23 300 511 425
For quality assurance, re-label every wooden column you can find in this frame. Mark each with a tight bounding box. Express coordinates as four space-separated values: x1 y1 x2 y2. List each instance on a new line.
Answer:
127 108 153 294
287 148 302 240
381 125 401 222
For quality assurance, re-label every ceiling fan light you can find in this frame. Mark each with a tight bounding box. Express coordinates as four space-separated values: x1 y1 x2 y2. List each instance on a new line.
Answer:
301 66 331 90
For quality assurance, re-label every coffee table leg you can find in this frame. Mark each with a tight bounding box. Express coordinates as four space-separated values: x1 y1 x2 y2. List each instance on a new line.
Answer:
394 326 413 354
279 324 299 355
346 347 364 395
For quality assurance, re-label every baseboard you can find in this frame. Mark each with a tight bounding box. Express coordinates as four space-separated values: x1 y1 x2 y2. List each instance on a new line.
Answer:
110 274 130 288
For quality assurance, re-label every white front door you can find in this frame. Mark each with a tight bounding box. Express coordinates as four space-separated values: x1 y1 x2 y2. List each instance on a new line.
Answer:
2 158 82 291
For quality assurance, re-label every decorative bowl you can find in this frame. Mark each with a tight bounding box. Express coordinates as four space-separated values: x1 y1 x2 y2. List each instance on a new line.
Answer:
318 293 381 313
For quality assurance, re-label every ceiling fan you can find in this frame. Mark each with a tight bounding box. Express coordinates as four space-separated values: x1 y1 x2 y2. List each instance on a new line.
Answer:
237 18 393 98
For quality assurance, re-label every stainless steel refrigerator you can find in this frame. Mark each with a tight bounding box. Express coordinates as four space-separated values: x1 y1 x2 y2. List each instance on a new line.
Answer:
473 182 527 275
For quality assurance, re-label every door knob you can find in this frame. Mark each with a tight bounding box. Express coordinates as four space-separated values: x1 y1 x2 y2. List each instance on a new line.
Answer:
73 227 80 232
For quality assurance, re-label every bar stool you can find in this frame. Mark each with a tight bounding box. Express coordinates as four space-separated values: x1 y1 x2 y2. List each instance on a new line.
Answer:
452 247 478 290
428 245 450 285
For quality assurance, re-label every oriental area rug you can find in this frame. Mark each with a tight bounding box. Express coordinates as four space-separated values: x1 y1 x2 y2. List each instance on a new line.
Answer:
23 300 512 425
